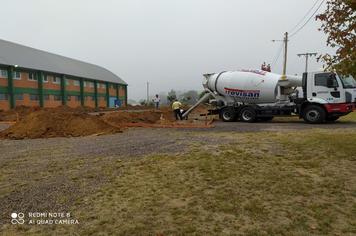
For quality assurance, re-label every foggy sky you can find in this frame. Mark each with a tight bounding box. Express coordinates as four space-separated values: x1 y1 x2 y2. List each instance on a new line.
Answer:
0 0 332 101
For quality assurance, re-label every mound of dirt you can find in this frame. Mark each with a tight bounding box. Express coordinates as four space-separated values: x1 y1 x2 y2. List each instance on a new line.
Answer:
0 105 100 122
0 104 213 139
100 108 214 128
0 106 41 122
101 110 163 125
0 109 121 139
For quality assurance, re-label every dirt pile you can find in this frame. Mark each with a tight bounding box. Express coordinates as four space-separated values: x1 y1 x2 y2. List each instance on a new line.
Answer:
100 108 214 128
101 110 162 126
0 105 213 139
0 109 121 139
0 106 41 122
0 105 100 122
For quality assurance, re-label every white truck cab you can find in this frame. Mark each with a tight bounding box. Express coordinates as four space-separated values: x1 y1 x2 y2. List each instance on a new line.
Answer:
340 74 356 106
301 72 356 122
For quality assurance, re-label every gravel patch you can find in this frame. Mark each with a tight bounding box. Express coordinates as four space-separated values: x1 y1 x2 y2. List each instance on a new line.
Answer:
0 128 230 161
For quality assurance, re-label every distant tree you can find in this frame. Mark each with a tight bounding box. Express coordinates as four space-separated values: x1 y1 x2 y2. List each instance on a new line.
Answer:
180 90 199 105
167 89 177 103
316 0 356 76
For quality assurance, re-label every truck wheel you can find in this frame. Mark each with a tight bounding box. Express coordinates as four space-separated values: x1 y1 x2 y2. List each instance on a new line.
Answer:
239 107 257 123
302 105 326 124
220 107 236 122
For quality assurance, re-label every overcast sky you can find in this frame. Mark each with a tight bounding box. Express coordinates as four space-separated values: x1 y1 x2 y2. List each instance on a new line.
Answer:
0 0 332 101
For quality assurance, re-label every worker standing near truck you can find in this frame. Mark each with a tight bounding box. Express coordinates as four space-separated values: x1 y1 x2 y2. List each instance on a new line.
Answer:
172 99 183 120
152 94 161 109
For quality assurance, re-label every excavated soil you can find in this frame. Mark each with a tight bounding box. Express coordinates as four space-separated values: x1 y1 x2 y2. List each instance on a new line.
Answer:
0 105 213 139
0 105 98 122
0 106 40 122
101 110 163 125
0 109 121 139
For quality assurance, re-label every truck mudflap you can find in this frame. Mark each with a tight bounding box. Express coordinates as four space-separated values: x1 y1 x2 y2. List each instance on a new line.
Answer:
324 103 354 114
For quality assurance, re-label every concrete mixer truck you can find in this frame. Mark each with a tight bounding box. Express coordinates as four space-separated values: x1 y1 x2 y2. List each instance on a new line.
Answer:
183 70 356 123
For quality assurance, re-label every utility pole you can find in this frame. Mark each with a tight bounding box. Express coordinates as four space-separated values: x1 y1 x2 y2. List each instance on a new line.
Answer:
146 81 149 105
282 32 288 80
272 32 290 101
272 32 289 80
297 52 317 72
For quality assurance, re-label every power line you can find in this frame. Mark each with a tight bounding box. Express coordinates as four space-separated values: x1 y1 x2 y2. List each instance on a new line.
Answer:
271 43 283 67
270 0 325 74
289 0 325 38
289 0 321 33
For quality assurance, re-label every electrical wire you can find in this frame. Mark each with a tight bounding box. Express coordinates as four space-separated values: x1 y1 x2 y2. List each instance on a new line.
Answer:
288 0 321 34
289 0 325 38
271 43 284 68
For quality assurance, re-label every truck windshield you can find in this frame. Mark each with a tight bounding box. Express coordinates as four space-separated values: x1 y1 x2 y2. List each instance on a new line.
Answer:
339 75 356 88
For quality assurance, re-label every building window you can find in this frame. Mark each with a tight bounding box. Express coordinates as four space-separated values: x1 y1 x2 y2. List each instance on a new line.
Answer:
53 76 60 84
67 95 71 101
66 79 71 86
44 94 50 100
13 71 21 80
15 94 24 100
89 82 94 88
0 93 8 100
75 95 81 101
0 69 8 78
74 80 80 86
28 72 37 81
30 94 39 101
54 95 62 101
43 75 48 83
101 83 106 89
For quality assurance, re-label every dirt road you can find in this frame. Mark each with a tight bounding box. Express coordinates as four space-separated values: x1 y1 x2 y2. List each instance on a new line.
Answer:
1 119 355 134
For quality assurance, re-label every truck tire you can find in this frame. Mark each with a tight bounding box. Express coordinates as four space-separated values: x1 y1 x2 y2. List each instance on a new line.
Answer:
220 107 236 122
302 105 326 124
239 107 257 123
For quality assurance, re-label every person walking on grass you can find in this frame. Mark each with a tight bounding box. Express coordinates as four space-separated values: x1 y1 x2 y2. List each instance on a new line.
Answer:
152 94 160 109
172 99 183 120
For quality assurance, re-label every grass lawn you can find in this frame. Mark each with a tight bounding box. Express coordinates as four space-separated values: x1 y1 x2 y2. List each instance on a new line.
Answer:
340 111 356 122
3 128 356 235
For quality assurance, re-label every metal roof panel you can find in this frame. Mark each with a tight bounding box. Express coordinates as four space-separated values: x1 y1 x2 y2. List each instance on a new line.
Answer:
0 39 127 85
